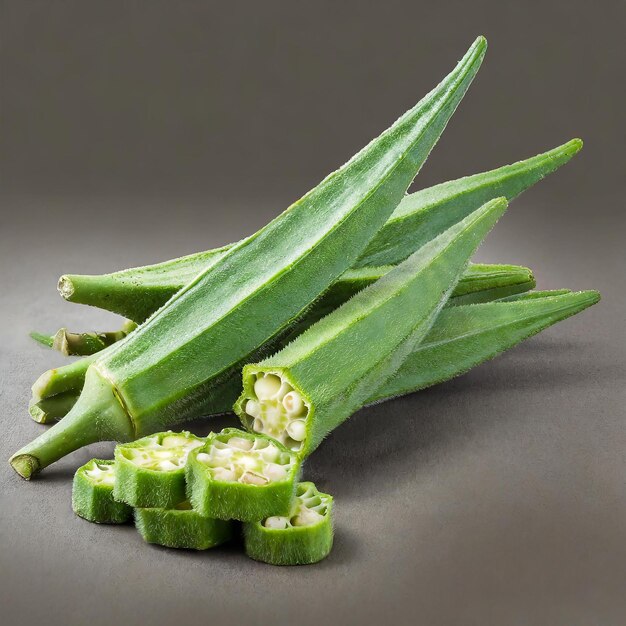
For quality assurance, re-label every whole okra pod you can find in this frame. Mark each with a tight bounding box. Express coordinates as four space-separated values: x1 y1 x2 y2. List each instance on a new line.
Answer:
12 36 487 478
58 139 580 322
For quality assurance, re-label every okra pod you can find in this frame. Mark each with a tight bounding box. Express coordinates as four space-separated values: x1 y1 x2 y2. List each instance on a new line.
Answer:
72 459 132 524
186 428 302 522
134 501 234 550
243 481 334 566
12 37 487 478
369 289 600 403
235 198 509 457
29 391 80 424
113 431 204 509
59 139 579 322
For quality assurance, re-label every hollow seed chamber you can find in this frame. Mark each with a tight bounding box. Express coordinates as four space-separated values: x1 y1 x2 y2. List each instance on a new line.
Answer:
72 459 132 524
244 482 334 565
185 428 302 522
114 431 204 508
134 501 234 550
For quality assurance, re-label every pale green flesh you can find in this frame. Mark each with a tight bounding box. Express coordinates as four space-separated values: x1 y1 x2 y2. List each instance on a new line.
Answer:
83 461 116 487
264 482 330 530
195 433 294 485
119 433 203 472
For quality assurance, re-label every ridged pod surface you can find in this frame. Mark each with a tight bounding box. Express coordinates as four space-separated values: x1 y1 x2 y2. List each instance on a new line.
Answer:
113 431 204 509
134 501 234 550
244 482 334 566
58 139 580 321
185 429 302 522
72 459 132 524
235 198 509 457
11 37 487 478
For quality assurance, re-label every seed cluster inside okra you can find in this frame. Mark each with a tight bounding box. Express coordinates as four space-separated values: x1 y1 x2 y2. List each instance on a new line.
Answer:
264 482 330 529
84 461 116 486
120 433 203 472
195 432 295 485
243 373 310 452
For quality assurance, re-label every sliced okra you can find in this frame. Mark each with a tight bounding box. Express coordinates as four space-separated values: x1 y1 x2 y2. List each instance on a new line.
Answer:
114 431 204 509
185 428 301 522
72 459 132 524
244 481 334 565
134 501 234 550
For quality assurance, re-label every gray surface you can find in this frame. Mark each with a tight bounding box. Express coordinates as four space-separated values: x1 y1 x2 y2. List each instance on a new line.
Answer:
1 2 625 625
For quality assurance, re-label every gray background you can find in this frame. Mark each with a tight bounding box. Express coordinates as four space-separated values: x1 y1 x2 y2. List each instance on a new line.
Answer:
1 1 624 625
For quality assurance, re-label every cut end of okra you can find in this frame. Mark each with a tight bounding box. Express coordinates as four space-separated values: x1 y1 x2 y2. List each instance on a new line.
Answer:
114 431 204 509
134 501 234 550
239 372 311 453
72 459 132 524
186 428 301 522
244 482 334 565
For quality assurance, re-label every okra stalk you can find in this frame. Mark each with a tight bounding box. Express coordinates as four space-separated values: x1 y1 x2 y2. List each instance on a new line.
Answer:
134 501 234 550
113 432 205 509
186 428 303 522
12 37 487 478
31 321 137 356
243 481 334 566
29 391 80 424
235 198 509 457
368 289 600 403
58 139 579 322
72 459 132 524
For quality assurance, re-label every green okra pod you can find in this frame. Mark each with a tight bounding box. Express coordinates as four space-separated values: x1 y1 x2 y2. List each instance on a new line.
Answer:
12 37 487 478
186 429 302 522
243 481 334 566
369 289 600 403
235 198 509 457
113 431 205 509
72 459 132 524
134 501 234 550
59 139 579 322
29 391 80 424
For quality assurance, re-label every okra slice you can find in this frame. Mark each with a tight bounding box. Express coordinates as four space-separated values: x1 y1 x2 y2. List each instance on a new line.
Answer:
244 482 333 566
236 198 509 457
186 428 301 522
72 459 132 524
12 38 487 478
114 431 204 508
134 501 234 550
59 138 580 322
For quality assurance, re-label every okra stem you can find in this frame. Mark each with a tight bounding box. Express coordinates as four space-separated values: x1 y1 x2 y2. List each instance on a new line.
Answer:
29 391 80 424
11 368 134 479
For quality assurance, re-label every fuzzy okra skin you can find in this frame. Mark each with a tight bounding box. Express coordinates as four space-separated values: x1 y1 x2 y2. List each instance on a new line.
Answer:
244 482 334 566
368 289 600 403
72 459 132 524
134 501 234 550
29 262 534 425
186 429 302 522
235 198 509 457
59 139 579 322
114 431 205 509
12 37 487 478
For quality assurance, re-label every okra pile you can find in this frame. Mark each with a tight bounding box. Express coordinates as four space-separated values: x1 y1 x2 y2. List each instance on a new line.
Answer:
11 36 600 566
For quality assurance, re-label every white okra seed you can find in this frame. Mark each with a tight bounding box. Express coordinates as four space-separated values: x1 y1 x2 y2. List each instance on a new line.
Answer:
282 390 305 415
245 400 261 419
265 516 289 530
286 419 307 442
228 436 253 451
253 418 264 432
213 467 237 482
196 452 211 465
293 508 324 527
254 374 282 400
264 463 287 482
240 471 269 486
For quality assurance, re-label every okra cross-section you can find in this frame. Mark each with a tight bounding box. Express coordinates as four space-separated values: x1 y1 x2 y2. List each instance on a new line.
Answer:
72 459 132 524
114 431 204 509
185 428 302 522
244 481 334 566
134 501 234 550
